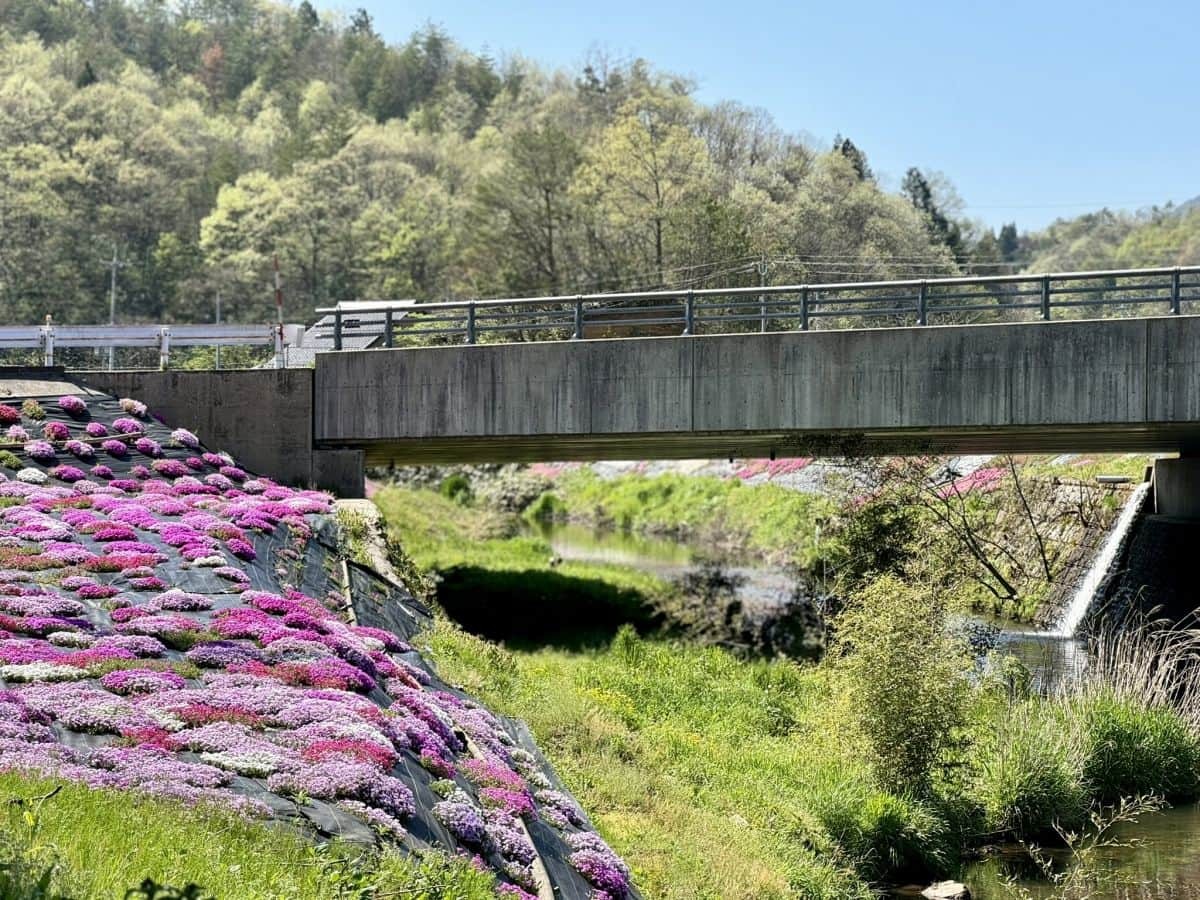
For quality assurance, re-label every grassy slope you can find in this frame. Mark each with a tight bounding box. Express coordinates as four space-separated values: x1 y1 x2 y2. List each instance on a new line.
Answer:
426 618 1200 900
428 622 881 899
0 774 497 899
535 470 837 566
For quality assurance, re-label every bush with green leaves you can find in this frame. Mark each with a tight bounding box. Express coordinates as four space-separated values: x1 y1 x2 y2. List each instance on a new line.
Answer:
832 575 973 794
438 473 473 505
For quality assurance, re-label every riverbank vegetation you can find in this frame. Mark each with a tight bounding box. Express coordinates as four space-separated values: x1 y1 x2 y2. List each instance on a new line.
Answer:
423 598 1200 897
526 468 836 566
387 453 1146 625
373 469 1198 898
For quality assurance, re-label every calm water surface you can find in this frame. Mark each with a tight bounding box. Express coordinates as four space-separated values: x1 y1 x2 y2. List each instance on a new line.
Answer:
964 802 1200 898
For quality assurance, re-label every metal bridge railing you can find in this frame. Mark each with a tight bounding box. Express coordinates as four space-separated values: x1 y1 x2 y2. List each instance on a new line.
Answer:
314 265 1200 349
0 322 305 369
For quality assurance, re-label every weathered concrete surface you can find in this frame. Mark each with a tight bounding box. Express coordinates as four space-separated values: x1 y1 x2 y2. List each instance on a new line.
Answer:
73 370 364 497
1153 458 1200 518
313 316 1200 465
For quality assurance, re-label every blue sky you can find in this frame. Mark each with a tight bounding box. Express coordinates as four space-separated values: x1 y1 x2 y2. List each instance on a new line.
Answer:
335 0 1198 231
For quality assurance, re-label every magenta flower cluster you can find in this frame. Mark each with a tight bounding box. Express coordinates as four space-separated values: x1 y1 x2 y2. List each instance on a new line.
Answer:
57 396 88 416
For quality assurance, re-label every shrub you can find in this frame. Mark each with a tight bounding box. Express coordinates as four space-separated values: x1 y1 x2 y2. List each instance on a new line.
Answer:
1077 690 1200 802
810 790 951 882
832 575 972 794
524 491 566 521
971 700 1089 837
439 473 473 505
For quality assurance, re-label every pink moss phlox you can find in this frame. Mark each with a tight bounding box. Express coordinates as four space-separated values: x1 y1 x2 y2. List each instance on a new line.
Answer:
56 396 87 417
59 646 138 668
99 668 187 695
536 789 587 829
351 625 409 652
185 641 261 669
114 613 203 636
936 465 1007 499
169 428 200 449
147 589 212 612
463 757 527 793
84 553 161 572
479 787 535 819
302 738 398 771
566 833 631 897
23 441 56 462
134 438 162 458
151 459 190 478
93 634 166 657
42 422 70 442
226 538 256 561
75 582 119 600
433 792 487 845
63 441 94 460
47 465 86 483
267 760 416 819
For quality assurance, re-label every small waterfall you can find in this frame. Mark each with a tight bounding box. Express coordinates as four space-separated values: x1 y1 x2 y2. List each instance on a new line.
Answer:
1051 481 1150 637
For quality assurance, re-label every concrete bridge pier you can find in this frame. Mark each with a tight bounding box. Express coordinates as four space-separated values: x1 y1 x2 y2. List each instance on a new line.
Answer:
1153 457 1200 519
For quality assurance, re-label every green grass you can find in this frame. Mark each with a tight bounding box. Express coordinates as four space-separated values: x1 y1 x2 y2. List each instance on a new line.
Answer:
1076 689 1200 803
0 773 498 899
427 620 941 898
535 470 836 565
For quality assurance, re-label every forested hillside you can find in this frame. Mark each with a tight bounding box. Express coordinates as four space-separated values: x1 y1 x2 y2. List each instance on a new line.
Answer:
1 0 1197 328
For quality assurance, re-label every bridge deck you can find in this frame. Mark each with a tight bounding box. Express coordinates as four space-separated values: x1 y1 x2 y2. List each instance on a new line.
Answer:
313 315 1200 465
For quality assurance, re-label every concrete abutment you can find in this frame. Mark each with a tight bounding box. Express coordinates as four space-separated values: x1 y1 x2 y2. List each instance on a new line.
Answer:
72 369 364 498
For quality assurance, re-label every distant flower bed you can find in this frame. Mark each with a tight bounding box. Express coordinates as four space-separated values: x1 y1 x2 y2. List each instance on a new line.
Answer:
935 466 1006 499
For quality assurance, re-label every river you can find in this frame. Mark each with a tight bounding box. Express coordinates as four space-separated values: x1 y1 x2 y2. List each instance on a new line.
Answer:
528 518 1200 900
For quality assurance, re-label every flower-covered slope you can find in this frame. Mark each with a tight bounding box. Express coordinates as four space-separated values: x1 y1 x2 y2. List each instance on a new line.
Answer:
0 389 636 900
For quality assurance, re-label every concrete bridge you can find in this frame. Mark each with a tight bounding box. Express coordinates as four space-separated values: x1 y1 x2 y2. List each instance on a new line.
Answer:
71 313 1200 510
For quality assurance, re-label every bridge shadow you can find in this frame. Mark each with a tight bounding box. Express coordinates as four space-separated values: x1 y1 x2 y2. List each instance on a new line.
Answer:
434 565 664 651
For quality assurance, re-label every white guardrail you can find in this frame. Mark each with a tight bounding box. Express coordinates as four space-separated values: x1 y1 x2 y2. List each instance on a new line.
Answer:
0 322 306 369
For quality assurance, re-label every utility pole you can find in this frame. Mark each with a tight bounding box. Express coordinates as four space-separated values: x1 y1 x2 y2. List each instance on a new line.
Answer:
104 245 126 371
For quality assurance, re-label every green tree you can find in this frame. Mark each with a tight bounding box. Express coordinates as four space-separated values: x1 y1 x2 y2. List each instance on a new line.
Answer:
472 124 581 293
574 92 712 285
902 167 965 263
